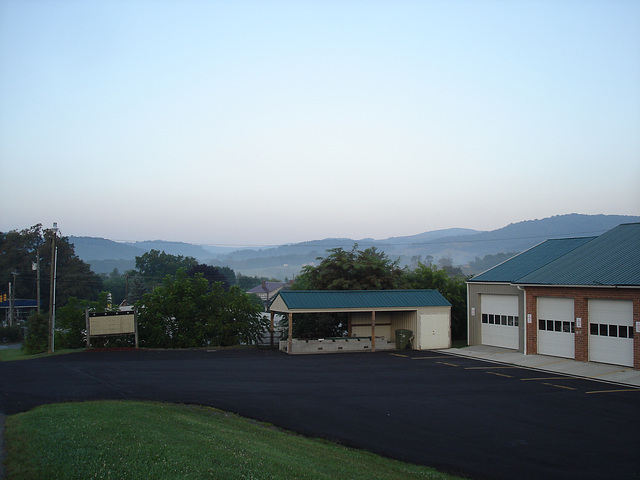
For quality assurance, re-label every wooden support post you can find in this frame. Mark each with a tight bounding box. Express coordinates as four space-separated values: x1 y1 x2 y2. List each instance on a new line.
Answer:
371 310 376 352
288 312 293 354
270 311 275 347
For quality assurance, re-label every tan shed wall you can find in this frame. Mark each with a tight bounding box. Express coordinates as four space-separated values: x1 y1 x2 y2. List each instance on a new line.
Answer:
352 325 392 339
351 310 421 345
389 311 418 342
351 312 392 326
417 306 450 317
269 295 289 313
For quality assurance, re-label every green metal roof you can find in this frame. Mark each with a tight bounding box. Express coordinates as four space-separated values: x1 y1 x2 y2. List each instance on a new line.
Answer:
470 236 595 283
516 223 640 286
274 289 451 311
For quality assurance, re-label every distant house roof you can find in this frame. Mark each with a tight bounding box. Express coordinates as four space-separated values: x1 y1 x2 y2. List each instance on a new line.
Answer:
270 289 451 313
246 282 289 295
470 237 595 283
469 223 640 287
516 223 640 286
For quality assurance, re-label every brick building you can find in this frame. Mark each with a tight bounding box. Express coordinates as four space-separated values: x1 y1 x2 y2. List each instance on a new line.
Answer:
467 223 640 369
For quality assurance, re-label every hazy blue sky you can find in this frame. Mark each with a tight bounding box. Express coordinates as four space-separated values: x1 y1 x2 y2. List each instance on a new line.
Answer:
1 0 639 246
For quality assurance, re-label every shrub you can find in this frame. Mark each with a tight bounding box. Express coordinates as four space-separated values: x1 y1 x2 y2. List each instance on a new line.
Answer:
23 313 49 354
0 325 23 343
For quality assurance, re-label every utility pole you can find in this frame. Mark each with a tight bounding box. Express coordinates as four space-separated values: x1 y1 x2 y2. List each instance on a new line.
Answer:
48 222 58 354
33 253 41 314
10 271 19 328
8 282 13 328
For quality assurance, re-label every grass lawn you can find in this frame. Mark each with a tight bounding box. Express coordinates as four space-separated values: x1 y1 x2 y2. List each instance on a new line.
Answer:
5 401 465 480
0 347 80 362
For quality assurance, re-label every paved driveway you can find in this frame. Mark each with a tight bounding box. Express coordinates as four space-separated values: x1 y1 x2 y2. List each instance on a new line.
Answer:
1 348 639 480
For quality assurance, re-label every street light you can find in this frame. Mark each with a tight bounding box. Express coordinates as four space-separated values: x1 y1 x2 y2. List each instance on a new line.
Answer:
48 222 58 354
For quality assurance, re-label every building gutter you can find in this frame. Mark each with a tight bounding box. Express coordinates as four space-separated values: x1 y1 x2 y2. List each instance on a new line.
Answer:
511 283 640 289
466 281 513 285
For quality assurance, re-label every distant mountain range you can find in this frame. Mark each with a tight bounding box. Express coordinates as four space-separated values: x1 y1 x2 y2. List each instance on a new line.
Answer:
70 214 640 278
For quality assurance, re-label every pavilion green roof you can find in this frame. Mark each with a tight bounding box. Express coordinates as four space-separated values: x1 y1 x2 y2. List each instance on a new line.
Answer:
273 289 451 311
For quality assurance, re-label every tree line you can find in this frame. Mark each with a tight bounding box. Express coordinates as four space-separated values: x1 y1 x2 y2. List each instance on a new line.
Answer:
2 226 470 353
0 225 271 351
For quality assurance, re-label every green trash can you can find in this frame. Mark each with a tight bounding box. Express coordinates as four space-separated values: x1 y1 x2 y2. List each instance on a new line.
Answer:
395 329 412 349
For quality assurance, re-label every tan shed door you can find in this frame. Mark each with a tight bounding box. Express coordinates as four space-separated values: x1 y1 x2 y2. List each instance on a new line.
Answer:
419 314 450 350
589 299 633 367
480 295 519 349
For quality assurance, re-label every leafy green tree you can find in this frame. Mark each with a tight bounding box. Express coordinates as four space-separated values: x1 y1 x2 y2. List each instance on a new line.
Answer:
135 250 197 288
187 264 230 290
237 274 271 291
293 245 403 290
287 245 402 338
216 266 237 286
0 224 103 313
126 273 148 305
0 325 23 343
100 269 127 305
56 292 116 349
55 297 87 349
136 269 265 348
282 312 347 339
220 285 269 345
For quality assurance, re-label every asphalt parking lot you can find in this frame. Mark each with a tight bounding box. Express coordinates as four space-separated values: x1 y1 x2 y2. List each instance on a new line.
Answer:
1 348 639 480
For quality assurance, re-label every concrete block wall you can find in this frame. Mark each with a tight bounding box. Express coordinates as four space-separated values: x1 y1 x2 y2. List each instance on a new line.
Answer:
279 337 395 355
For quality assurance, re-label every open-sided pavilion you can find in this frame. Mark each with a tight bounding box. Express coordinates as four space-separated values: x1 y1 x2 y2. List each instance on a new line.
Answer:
269 289 451 354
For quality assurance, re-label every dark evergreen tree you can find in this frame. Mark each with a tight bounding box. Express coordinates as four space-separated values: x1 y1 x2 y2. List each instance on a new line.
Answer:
186 264 230 290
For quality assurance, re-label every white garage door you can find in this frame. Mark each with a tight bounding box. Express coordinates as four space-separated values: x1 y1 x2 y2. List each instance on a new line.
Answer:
480 295 519 349
589 299 634 367
538 297 574 359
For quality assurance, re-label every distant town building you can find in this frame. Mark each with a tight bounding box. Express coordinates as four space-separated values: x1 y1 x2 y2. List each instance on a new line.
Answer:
246 281 290 311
